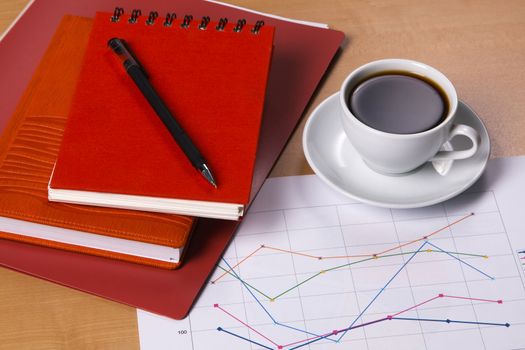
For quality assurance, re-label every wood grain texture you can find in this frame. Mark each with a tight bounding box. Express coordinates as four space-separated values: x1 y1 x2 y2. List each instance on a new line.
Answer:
244 0 525 177
1 0 525 349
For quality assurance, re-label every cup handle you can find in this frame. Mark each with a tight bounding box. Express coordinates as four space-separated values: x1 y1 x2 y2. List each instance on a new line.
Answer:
430 124 480 161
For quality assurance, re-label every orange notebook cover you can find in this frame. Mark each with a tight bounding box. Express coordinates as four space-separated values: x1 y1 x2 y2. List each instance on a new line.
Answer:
49 11 274 220
0 15 196 269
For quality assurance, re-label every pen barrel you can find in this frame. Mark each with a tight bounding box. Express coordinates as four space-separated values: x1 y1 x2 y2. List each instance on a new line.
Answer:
127 66 206 168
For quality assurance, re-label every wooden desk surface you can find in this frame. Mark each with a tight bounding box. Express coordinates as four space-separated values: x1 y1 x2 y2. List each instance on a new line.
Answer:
1 0 524 348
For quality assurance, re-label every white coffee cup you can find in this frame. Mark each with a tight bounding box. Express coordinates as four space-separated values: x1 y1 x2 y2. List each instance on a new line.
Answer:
339 59 479 175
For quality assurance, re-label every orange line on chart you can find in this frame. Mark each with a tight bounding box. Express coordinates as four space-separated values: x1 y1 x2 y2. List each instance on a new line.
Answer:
211 245 264 284
212 212 474 284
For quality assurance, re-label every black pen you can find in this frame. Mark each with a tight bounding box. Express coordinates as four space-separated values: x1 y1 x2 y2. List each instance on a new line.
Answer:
108 37 217 188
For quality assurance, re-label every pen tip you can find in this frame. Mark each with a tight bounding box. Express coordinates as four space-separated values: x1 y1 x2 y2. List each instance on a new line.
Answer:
200 165 218 189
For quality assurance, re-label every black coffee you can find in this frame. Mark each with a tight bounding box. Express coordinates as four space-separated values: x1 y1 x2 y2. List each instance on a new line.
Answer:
348 71 448 134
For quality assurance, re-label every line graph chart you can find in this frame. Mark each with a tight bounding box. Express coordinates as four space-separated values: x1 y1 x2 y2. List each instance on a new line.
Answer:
137 161 525 350
214 237 508 350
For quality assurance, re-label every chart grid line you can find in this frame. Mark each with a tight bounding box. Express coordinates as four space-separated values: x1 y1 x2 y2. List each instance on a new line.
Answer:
170 182 525 350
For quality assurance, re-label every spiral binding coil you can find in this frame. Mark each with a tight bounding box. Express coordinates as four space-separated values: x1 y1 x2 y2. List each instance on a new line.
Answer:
199 16 211 30
146 11 158 25
233 19 246 32
164 13 176 27
181 15 193 29
128 9 141 24
216 18 228 31
109 7 264 34
110 7 124 22
251 20 265 34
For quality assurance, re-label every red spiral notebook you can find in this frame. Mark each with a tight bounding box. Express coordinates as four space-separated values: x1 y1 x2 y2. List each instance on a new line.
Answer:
0 0 345 319
48 11 274 221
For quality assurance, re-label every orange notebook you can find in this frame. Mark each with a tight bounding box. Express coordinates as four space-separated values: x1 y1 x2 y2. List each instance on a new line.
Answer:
48 11 274 220
0 15 196 269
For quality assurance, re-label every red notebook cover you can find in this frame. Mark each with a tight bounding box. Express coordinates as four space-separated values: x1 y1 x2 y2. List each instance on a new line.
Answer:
0 0 344 319
50 11 274 217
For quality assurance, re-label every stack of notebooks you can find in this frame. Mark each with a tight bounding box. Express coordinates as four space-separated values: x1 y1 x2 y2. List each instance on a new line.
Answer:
0 0 344 319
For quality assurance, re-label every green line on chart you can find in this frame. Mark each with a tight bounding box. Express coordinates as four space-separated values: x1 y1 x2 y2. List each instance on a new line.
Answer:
217 249 487 302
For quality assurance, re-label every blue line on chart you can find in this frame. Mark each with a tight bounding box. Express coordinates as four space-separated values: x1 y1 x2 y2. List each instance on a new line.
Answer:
335 241 427 342
425 241 495 280
392 317 510 327
217 315 511 350
218 239 498 349
221 258 338 343
217 327 274 350
288 317 389 350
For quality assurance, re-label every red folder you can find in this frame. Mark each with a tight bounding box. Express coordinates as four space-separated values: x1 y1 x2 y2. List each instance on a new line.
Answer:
0 0 344 319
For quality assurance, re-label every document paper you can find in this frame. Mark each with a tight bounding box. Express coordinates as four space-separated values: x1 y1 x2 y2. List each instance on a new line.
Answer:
138 156 525 350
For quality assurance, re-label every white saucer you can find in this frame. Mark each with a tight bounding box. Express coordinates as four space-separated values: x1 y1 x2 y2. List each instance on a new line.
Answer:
303 93 490 208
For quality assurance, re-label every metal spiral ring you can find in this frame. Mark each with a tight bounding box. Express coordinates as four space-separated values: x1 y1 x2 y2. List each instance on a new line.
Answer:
199 16 211 30
181 15 193 28
251 20 265 34
163 12 176 27
110 7 124 23
216 18 228 31
128 9 141 24
233 19 246 32
146 11 158 25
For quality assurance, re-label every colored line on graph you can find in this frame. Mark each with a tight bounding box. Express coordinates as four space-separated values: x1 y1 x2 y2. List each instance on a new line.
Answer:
221 239 497 349
425 241 495 280
216 236 501 350
336 241 427 342
221 258 338 343
391 317 510 328
214 304 279 347
211 245 264 285
217 312 511 350
217 327 274 350
212 212 474 284
215 292 506 349
288 317 389 350
216 248 487 302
